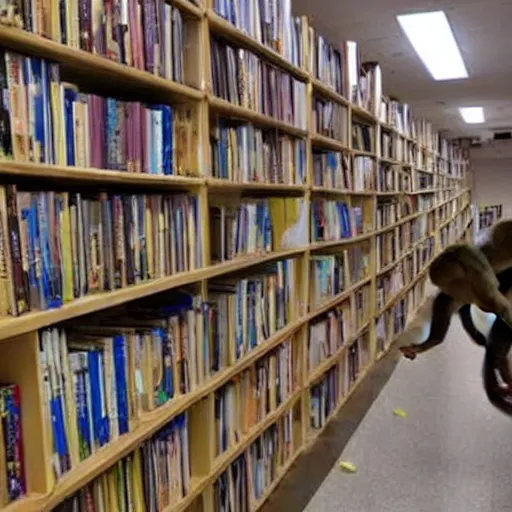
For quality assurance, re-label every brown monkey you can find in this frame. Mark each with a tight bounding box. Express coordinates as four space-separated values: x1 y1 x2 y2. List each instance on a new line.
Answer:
399 220 512 359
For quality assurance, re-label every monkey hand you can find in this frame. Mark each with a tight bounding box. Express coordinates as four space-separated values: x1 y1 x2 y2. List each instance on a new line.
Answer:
399 345 420 360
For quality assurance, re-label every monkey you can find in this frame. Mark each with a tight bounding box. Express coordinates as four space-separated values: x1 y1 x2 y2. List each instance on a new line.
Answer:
400 266 512 360
396 265 512 416
399 220 512 360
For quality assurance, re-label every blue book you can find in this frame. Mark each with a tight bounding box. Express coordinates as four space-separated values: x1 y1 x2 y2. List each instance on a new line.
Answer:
29 58 46 164
40 60 54 164
37 192 54 309
88 350 110 448
50 396 70 473
63 87 77 166
113 335 129 435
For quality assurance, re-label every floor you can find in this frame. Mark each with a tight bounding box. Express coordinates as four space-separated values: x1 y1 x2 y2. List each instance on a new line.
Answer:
262 317 512 512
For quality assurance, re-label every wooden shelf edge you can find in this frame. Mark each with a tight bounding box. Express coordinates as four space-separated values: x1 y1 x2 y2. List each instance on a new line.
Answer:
311 78 349 105
310 133 350 153
0 247 307 342
208 96 308 137
0 25 203 102
0 161 204 188
207 178 307 195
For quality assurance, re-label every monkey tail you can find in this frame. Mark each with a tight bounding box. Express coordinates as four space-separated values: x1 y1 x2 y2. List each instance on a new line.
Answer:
483 317 512 417
482 355 512 417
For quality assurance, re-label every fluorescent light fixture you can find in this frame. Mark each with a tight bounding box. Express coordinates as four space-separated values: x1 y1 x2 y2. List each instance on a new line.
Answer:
459 107 485 124
397 11 468 80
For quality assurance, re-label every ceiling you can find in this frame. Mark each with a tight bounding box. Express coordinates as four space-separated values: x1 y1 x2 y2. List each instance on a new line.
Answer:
292 0 512 139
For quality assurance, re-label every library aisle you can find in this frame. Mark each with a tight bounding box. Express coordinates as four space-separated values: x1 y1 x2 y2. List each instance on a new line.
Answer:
299 318 512 512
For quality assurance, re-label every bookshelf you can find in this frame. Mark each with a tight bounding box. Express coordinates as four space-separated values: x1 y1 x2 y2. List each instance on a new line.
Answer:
0 1 473 511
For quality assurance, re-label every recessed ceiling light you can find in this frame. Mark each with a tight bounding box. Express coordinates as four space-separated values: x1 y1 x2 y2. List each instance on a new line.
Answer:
459 107 485 124
397 11 468 81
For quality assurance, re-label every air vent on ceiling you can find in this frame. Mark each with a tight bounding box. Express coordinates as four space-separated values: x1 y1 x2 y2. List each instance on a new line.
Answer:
493 131 512 140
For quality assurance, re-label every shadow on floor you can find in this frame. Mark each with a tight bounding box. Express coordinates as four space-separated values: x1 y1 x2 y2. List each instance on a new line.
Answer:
261 347 402 512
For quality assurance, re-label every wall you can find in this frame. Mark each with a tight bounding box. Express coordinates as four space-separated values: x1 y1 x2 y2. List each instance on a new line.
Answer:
470 140 512 219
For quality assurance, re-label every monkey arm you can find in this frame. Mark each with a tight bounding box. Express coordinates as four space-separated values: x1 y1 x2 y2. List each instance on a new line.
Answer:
458 305 487 347
399 292 458 359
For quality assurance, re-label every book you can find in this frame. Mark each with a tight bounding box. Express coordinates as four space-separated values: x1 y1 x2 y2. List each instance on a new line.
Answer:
312 96 348 143
213 0 305 68
0 186 201 317
0 384 25 506
210 119 306 184
210 37 307 130
214 337 293 456
312 151 351 190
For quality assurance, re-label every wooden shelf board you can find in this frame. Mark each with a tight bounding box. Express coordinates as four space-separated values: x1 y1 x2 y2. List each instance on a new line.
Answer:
207 178 307 196
0 247 307 342
310 133 350 153
379 157 401 165
307 277 372 322
171 0 204 18
209 96 308 138
307 320 371 385
0 161 204 189
0 25 203 103
310 232 376 252
351 105 378 124
206 10 308 80
311 78 349 105
353 149 376 158
310 186 379 198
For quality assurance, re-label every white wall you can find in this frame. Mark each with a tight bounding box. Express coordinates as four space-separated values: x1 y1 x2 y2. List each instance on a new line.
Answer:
470 141 512 219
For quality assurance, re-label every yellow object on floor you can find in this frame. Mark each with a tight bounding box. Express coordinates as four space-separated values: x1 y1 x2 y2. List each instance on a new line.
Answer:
393 408 408 418
339 461 357 473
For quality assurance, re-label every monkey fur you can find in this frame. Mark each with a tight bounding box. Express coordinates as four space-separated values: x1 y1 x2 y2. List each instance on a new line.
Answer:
400 220 512 360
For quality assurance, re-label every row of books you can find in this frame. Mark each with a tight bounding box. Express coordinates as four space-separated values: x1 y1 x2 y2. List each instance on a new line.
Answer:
354 284 372 329
352 124 373 153
54 413 190 511
0 186 201 317
414 172 435 191
312 97 348 142
312 151 351 190
308 301 352 371
376 267 404 311
353 156 374 191
376 296 408 355
309 244 370 308
215 337 294 456
311 200 354 243
4 0 190 81
209 198 303 262
207 259 297 365
210 38 307 130
210 121 306 184
214 0 305 69
0 51 194 173
39 296 202 480
307 28 345 95
376 163 401 193
214 409 293 510
0 385 24 507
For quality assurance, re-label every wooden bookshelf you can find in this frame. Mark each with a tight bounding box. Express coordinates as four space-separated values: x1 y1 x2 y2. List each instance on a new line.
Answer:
0 2 474 511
